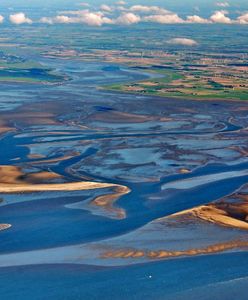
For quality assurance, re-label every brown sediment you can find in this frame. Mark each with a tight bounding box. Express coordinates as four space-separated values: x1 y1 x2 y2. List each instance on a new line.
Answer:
1 112 58 126
0 126 14 134
91 185 131 219
29 131 83 136
0 120 15 135
170 191 248 230
88 111 154 124
0 165 62 184
25 171 62 183
0 181 118 193
179 168 191 174
233 106 248 112
230 145 248 157
0 101 66 132
101 239 248 260
0 101 64 138
88 110 172 124
29 154 76 165
0 224 11 231
27 154 46 159
189 204 248 230
141 81 159 86
0 165 24 184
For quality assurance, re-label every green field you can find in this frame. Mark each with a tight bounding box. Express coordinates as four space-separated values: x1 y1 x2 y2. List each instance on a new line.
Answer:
104 68 248 101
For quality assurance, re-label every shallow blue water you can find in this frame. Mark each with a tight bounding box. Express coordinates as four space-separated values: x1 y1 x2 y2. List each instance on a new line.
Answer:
0 253 247 300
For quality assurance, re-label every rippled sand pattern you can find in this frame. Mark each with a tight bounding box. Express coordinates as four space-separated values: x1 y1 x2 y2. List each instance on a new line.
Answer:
102 240 248 260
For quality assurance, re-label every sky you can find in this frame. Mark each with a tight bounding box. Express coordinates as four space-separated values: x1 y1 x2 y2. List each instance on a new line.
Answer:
0 0 247 25
1 0 247 10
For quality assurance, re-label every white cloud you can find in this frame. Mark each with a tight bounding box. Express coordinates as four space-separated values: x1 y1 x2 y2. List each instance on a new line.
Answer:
40 15 72 24
237 12 248 24
9 13 32 24
210 10 232 23
143 13 184 24
216 2 229 8
115 13 140 25
129 5 170 14
186 15 210 23
116 1 126 5
79 2 90 7
55 15 72 23
100 4 112 12
0 15 4 23
40 10 113 26
82 11 113 26
167 38 198 46
58 9 93 16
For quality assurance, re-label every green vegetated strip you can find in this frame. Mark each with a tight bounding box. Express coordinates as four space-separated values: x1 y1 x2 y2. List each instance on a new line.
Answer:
0 60 44 70
104 69 248 101
104 69 182 91
0 58 65 83
151 69 184 82
154 90 248 101
0 69 64 83
0 76 43 83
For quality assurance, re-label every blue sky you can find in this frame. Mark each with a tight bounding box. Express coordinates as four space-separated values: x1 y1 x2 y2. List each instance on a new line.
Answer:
1 0 248 11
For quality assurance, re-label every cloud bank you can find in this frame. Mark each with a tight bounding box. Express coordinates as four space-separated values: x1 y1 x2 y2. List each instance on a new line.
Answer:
1 4 248 26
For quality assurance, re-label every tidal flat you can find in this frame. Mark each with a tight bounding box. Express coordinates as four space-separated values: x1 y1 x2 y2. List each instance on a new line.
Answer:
0 56 247 299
